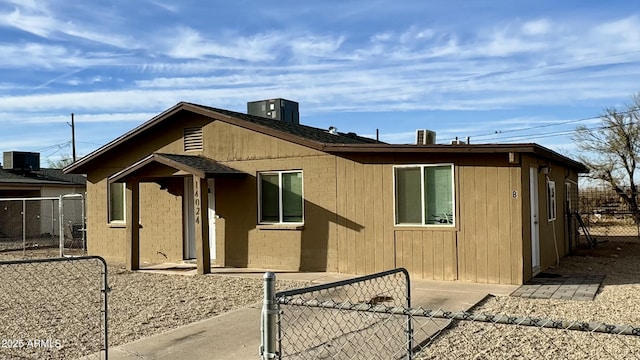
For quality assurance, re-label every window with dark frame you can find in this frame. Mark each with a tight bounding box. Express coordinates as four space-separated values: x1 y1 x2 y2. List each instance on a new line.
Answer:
259 171 303 224
394 164 455 226
109 182 126 223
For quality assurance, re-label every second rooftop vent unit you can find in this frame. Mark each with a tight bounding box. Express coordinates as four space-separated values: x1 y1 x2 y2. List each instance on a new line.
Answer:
247 98 299 125
415 129 436 145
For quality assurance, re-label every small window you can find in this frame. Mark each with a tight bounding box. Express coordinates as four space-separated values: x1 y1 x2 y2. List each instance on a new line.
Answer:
109 182 126 223
258 171 303 224
547 180 557 221
184 127 203 151
394 164 455 226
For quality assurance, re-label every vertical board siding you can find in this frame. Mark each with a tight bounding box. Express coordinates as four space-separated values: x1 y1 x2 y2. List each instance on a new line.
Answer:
475 166 489 282
497 166 513 284
486 163 500 284
336 156 395 275
458 162 523 284
394 230 457 280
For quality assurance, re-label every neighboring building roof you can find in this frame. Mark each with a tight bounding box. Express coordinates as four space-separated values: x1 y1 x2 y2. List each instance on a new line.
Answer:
0 168 86 186
65 101 587 174
110 153 245 182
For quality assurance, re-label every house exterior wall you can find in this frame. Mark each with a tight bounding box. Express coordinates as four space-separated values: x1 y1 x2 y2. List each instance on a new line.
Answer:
84 114 338 269
520 154 577 281
334 153 525 284
78 108 579 285
83 113 210 264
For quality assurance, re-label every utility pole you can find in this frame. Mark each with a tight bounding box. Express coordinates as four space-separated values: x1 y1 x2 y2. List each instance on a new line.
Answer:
68 113 76 162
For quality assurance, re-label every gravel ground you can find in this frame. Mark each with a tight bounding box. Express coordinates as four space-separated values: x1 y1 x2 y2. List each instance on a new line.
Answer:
418 239 640 359
3 240 640 359
0 250 309 359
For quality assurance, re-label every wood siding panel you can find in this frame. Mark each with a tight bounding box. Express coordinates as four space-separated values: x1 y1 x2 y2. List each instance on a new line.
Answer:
382 163 395 270
475 166 488 282
457 160 523 285
510 167 523 284
393 230 456 280
460 165 477 282
486 163 500 284
373 160 385 271
497 166 513 284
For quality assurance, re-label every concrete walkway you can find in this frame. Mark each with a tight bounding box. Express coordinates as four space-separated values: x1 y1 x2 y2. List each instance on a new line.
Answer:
511 273 605 301
107 270 517 360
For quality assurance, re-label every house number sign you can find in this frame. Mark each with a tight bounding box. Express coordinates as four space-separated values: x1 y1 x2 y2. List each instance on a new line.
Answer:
194 180 200 225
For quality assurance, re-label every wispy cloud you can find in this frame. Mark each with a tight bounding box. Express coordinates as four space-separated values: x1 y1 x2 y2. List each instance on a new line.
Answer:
1 2 640 160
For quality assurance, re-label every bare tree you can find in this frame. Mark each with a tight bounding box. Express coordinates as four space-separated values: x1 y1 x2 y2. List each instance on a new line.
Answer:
573 94 640 230
47 156 74 169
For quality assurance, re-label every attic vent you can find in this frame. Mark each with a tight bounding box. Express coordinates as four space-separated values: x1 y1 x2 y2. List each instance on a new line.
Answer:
184 127 203 151
415 130 436 145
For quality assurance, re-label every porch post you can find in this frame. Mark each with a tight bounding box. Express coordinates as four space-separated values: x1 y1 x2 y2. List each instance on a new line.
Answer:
193 176 211 274
126 178 140 271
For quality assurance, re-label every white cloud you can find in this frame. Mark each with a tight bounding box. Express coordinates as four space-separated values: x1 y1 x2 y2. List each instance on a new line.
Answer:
522 19 552 36
0 7 56 38
159 27 283 61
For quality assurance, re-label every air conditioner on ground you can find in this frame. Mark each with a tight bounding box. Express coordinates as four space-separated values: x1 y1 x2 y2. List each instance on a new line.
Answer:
415 129 436 145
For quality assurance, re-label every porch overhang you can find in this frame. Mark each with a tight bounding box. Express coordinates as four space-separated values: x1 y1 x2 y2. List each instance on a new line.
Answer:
109 153 246 182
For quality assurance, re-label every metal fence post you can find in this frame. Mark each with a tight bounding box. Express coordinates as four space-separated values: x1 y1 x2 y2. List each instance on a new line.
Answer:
261 271 277 360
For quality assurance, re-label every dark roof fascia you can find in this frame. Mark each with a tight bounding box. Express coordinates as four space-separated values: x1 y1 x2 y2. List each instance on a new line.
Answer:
322 143 588 172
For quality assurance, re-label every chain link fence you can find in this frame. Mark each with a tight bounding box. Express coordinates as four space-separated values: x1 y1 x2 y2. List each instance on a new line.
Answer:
262 268 640 359
0 194 85 257
0 256 108 359
576 185 640 244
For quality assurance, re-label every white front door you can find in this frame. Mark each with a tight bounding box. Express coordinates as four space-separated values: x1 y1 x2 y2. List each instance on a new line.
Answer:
207 178 216 260
183 178 196 259
529 167 541 275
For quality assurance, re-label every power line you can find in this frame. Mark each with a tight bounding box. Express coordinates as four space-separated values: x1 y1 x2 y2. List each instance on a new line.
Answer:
443 107 640 144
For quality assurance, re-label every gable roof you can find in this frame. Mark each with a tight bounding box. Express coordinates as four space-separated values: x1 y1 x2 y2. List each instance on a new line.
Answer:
65 102 380 174
0 168 86 186
109 153 245 182
64 101 587 174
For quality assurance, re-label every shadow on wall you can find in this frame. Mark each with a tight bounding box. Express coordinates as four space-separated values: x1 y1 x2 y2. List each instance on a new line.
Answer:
215 175 363 271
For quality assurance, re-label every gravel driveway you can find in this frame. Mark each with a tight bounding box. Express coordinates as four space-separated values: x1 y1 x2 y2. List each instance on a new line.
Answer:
2 239 640 359
418 239 640 359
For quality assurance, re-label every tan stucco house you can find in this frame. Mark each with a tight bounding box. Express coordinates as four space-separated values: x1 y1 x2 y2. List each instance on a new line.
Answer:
65 100 586 285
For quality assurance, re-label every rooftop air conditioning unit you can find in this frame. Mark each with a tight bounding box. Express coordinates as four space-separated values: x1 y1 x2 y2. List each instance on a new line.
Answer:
415 129 436 145
450 139 466 145
2 151 40 171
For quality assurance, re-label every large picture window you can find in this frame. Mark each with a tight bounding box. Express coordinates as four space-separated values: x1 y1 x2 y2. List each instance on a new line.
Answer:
394 164 455 226
259 171 303 224
109 182 126 223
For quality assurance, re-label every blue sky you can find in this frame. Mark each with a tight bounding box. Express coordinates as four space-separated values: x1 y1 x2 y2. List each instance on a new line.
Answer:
1 0 639 165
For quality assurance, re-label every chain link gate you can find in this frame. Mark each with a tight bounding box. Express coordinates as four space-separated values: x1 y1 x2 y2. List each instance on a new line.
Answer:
0 256 109 359
261 268 640 359
0 194 85 257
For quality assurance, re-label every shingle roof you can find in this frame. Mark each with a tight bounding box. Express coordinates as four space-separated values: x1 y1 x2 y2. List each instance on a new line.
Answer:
0 168 86 186
191 103 381 145
154 153 245 177
109 153 245 182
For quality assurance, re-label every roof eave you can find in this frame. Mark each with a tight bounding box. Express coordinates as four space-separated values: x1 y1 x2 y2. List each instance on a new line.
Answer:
65 102 191 174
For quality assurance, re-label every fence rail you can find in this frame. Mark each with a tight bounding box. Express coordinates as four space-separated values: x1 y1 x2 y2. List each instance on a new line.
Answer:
262 269 640 359
0 256 109 359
